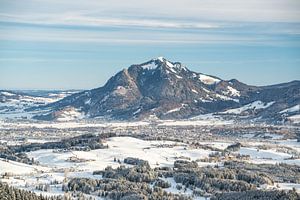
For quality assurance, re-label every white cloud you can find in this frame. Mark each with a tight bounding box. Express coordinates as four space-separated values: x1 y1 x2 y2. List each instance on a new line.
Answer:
0 13 219 29
0 0 299 45
0 0 300 25
0 22 285 45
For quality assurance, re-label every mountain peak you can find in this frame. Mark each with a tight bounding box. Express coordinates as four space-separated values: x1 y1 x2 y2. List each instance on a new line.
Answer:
156 56 165 62
137 57 187 74
33 58 300 122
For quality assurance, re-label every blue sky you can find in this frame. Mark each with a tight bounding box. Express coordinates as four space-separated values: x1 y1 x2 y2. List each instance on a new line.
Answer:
0 0 299 90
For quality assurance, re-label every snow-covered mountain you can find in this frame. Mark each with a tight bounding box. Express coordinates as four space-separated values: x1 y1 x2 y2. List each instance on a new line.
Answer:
30 57 300 123
0 90 78 119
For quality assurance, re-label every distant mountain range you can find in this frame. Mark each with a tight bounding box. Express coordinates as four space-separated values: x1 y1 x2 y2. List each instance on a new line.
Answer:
0 57 299 124
20 57 297 124
0 90 79 119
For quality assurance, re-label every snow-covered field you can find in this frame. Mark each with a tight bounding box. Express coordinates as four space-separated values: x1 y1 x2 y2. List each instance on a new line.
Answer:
239 147 300 165
0 136 215 198
288 114 300 124
0 115 299 199
1 133 299 197
27 137 212 170
0 159 49 175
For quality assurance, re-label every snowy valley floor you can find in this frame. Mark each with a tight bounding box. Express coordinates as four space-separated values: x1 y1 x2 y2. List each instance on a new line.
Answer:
0 120 300 199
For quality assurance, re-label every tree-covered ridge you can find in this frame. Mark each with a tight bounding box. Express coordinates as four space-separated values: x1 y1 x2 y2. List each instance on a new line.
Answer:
64 158 300 199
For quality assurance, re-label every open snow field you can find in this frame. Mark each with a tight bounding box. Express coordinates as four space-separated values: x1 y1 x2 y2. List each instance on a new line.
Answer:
27 137 212 170
0 136 215 198
1 134 300 198
0 118 299 199
0 159 49 175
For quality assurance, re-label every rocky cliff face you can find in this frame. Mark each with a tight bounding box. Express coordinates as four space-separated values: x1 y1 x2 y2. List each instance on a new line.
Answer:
32 57 300 123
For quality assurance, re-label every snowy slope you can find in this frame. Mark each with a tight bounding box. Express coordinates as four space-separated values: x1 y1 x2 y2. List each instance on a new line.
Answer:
0 158 49 175
222 101 275 114
280 105 300 114
0 90 77 120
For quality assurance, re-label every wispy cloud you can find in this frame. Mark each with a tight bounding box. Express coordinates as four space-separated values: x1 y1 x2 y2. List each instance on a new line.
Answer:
0 0 299 45
1 22 294 46
0 13 219 29
1 0 300 23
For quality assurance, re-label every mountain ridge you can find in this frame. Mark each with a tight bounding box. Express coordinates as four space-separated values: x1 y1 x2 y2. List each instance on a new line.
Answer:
29 57 299 123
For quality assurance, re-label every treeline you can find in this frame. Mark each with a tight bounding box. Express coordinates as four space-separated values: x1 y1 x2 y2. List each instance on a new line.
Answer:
65 158 298 199
66 178 191 200
0 182 65 200
211 189 300 200
123 157 150 167
10 132 115 153
94 161 156 183
224 143 241 152
67 160 191 199
224 161 300 184
0 133 116 165
0 151 34 165
64 158 300 199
